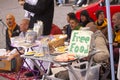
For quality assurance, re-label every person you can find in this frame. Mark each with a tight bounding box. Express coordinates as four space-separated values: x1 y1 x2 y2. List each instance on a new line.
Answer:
22 0 38 18
50 24 63 35
118 58 120 80
2 19 29 72
69 18 81 30
57 0 69 6
6 19 30 61
112 12 120 48
79 10 93 27
95 10 108 38
58 0 63 6
86 22 109 63
63 12 76 40
110 0 119 4
86 22 110 79
65 17 82 41
6 14 21 51
55 22 109 80
76 0 87 7
18 0 54 35
55 0 59 5
112 12 120 75
19 19 29 37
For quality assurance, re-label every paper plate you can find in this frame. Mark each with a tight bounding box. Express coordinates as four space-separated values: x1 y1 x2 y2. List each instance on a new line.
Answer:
34 53 44 57
24 51 36 56
53 57 77 63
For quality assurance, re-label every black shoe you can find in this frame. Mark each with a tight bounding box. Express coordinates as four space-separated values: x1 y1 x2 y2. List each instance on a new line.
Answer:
56 2 60 6
25 72 34 77
45 68 53 75
49 69 53 75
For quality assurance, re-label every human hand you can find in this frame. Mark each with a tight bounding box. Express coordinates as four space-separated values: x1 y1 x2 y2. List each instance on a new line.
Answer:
18 0 25 6
113 42 118 47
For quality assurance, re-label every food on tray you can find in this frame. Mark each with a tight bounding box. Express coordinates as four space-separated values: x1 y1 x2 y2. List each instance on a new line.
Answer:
55 46 67 53
67 53 76 61
25 51 36 56
54 53 76 62
50 46 68 56
19 42 33 47
54 54 68 62
34 53 44 57
39 34 67 49
40 37 50 42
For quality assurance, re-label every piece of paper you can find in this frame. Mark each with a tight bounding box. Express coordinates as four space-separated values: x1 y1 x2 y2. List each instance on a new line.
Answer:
68 30 93 58
0 49 6 56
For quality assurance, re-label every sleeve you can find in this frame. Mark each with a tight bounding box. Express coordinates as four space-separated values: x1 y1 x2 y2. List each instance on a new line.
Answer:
23 0 51 14
93 36 109 63
6 30 14 51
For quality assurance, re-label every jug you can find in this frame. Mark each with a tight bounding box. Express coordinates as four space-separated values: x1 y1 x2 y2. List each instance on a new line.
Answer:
25 29 37 43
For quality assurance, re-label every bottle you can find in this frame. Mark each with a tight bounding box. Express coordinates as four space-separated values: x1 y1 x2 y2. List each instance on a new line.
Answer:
25 29 37 43
33 20 43 38
42 41 50 57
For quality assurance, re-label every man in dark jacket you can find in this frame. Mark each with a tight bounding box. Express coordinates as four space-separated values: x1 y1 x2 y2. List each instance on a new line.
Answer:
19 0 54 35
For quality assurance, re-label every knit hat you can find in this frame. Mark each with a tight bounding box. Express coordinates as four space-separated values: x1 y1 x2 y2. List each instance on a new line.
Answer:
80 10 89 17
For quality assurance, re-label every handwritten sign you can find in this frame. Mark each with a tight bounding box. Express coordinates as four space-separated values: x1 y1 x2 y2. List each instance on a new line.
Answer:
68 30 93 58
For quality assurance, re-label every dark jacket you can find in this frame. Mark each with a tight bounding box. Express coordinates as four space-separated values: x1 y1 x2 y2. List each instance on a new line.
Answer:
65 24 72 40
6 24 20 50
24 0 54 35
80 10 94 27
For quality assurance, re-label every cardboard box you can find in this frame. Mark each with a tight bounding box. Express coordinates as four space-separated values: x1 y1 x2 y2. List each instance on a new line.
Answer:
15 55 23 72
0 58 16 71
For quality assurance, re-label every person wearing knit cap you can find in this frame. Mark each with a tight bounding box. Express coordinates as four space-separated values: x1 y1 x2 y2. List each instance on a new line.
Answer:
79 10 93 27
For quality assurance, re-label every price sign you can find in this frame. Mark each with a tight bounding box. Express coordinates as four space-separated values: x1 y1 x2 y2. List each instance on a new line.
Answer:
68 30 93 58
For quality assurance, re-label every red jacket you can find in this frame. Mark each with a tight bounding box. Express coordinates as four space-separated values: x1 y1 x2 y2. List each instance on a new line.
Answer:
50 24 63 35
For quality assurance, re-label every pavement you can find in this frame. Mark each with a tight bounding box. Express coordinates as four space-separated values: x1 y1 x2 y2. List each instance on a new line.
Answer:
0 0 75 28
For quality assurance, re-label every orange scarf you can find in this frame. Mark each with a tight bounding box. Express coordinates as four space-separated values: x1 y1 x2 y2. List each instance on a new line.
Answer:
8 23 16 38
95 18 107 30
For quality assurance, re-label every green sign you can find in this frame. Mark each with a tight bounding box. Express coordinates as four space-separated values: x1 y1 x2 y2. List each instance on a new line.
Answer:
68 30 93 58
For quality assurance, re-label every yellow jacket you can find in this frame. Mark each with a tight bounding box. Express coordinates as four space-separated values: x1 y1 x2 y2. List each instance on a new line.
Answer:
115 31 120 43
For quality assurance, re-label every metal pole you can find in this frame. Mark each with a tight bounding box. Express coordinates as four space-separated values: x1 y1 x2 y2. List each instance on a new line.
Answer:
105 0 115 80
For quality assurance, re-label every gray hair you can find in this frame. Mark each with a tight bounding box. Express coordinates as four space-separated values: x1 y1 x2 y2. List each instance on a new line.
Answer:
113 12 120 20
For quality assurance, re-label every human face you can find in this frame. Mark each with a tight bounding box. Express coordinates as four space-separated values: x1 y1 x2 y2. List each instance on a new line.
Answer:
6 14 15 27
112 15 120 27
67 15 70 23
80 15 87 22
20 20 28 32
98 12 105 20
69 19 78 29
